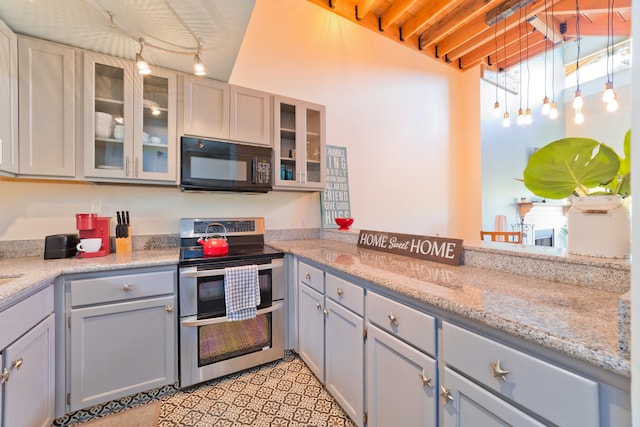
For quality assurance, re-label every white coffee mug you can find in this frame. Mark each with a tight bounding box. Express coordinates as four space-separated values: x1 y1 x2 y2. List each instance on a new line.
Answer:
76 238 102 253
113 125 124 140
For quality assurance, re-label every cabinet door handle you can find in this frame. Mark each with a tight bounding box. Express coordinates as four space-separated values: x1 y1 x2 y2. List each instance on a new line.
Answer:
336 288 344 296
165 305 175 313
11 357 23 371
490 359 510 382
122 283 132 292
418 371 433 388
1 368 9 384
135 157 139 177
387 313 398 326
323 309 328 317
315 302 322 311
440 386 454 403
305 272 311 280
125 157 130 177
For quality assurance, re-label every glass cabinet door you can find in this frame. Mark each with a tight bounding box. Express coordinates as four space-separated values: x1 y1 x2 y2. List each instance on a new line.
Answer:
135 73 175 177
305 106 323 186
274 96 326 190
84 53 133 178
277 101 298 185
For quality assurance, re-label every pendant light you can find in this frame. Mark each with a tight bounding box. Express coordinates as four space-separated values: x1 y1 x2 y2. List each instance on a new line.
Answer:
548 0 559 120
516 7 525 126
502 18 510 127
493 13 501 117
136 38 151 75
541 0 551 115
603 0 618 111
524 8 533 125
572 0 584 124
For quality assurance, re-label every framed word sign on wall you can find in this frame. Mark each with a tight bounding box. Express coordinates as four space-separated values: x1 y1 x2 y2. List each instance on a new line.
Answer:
321 145 351 228
358 229 464 266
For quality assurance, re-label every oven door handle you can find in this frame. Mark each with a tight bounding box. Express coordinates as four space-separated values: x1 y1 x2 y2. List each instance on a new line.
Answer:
182 258 283 278
181 300 284 327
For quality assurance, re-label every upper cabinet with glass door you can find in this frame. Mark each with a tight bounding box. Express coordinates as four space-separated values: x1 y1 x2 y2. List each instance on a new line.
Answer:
83 51 176 183
273 96 325 191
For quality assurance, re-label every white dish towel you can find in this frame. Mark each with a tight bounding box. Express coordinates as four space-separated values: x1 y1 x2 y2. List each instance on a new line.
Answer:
224 265 261 321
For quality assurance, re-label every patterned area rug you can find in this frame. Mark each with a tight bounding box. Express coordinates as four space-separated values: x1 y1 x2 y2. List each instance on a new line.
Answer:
158 353 355 426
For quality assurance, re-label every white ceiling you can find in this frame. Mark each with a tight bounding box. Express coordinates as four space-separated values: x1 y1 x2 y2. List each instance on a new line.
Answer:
0 0 256 82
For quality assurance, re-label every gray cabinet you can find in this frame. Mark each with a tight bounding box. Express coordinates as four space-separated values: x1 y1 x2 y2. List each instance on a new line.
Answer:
18 36 75 177
0 286 55 427
181 75 229 140
297 260 364 426
273 96 326 191
365 291 437 427
441 367 545 427
181 78 272 147
442 321 600 427
83 51 177 183
64 267 176 412
0 18 18 175
229 85 271 146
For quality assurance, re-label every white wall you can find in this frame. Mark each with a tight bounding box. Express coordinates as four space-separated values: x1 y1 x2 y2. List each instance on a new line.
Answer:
0 0 479 241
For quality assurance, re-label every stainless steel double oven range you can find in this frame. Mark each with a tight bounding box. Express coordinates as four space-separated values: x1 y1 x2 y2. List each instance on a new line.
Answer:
178 217 285 388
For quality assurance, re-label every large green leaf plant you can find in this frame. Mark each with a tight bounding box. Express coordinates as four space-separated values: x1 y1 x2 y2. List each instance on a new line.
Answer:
523 129 631 200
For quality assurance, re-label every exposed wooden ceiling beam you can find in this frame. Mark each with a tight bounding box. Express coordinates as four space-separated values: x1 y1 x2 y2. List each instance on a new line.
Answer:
380 0 420 31
355 0 379 19
418 0 503 48
433 0 552 59
401 0 458 38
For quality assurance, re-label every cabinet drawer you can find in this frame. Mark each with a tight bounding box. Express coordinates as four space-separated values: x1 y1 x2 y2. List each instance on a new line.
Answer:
442 322 599 427
69 269 175 306
366 291 435 356
299 260 324 293
326 273 364 316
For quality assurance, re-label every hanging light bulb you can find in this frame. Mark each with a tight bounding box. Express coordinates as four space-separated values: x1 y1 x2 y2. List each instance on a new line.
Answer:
517 108 525 125
607 94 619 112
136 38 151 75
503 112 511 127
572 89 583 110
193 40 206 76
524 108 533 124
574 108 584 124
549 101 559 119
493 101 501 117
602 81 615 103
541 96 551 115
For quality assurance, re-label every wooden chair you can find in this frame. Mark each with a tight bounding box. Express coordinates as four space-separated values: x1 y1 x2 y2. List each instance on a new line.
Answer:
480 231 522 244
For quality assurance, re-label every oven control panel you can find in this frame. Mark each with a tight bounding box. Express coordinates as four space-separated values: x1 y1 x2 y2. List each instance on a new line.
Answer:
180 217 265 237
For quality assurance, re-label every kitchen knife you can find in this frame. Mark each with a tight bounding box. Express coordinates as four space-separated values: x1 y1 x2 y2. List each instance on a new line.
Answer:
123 211 130 238
116 211 122 238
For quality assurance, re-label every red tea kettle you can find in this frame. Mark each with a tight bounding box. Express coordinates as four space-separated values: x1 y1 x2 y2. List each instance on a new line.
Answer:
197 222 229 257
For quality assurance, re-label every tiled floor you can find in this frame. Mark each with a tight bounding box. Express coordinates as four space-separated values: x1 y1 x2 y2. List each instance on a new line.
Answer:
56 353 355 427
158 353 355 426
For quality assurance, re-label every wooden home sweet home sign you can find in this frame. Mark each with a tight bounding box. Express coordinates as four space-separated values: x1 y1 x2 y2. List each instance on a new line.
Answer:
357 230 464 266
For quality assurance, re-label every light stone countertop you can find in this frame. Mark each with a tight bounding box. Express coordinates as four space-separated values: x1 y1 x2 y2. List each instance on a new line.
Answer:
0 249 179 311
0 235 630 378
266 238 630 377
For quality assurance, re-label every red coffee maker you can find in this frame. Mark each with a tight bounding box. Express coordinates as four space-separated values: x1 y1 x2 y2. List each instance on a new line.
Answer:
75 213 111 258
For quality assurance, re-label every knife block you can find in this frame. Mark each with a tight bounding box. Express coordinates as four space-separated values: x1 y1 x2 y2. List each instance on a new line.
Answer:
115 227 132 254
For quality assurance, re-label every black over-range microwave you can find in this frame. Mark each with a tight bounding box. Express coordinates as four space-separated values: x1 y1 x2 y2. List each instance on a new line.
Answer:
180 137 273 193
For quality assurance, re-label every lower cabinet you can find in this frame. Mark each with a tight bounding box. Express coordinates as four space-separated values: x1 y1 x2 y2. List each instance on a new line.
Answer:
441 321 600 427
63 267 177 413
0 286 55 427
366 323 437 427
297 260 364 426
441 367 545 427
293 256 630 427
